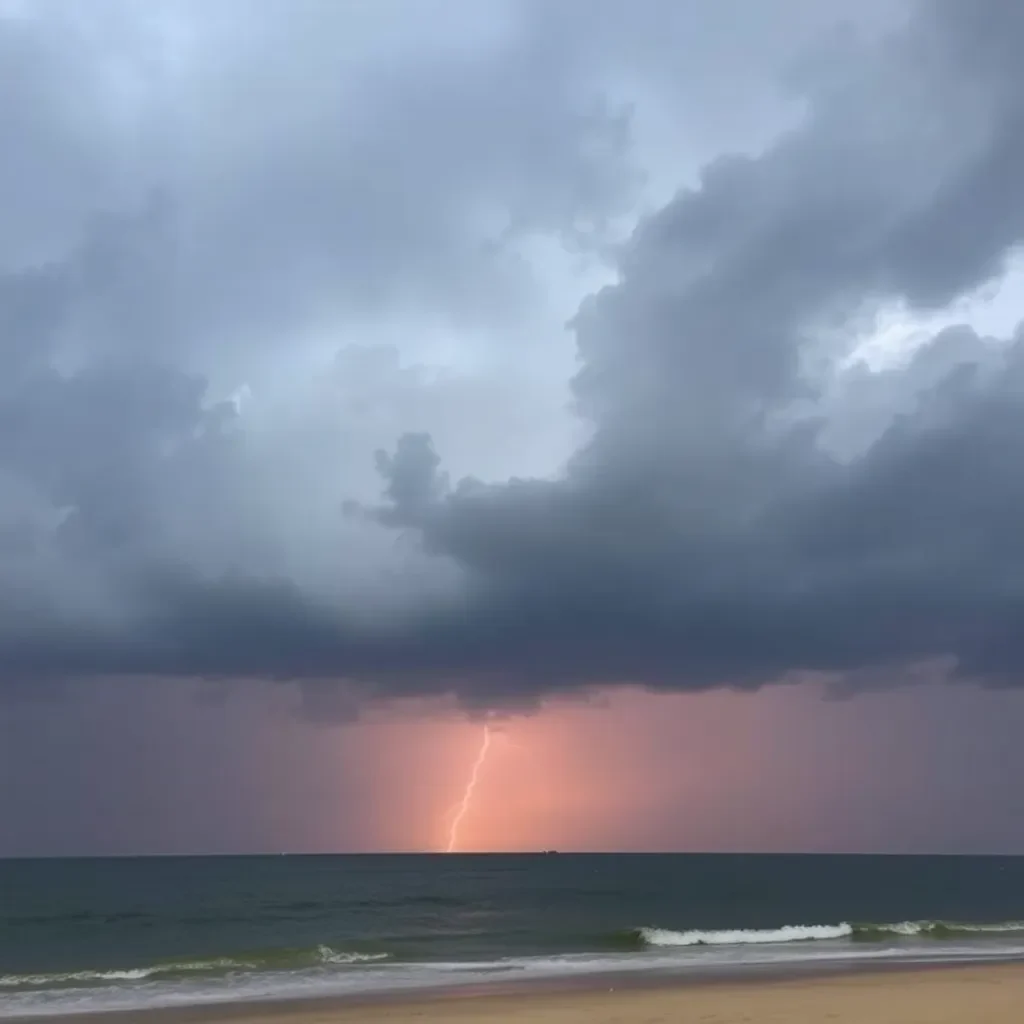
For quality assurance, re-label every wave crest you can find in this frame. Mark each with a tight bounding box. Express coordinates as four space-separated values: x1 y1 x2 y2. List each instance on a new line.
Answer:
0 947 391 991
637 920 1024 947
853 920 1024 941
314 946 389 965
639 924 852 946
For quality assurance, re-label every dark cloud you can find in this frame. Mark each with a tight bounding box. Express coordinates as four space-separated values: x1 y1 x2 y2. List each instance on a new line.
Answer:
355 0 1024 696
5 0 1024 705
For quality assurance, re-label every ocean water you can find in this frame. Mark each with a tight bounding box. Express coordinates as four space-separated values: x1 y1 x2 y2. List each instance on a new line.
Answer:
3 854 1024 1016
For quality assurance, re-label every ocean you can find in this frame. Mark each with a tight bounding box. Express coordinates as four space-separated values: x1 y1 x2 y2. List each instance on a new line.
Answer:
3 854 1024 1016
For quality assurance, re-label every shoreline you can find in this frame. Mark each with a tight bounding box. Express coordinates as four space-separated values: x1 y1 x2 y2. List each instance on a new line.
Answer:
11 956 1024 1024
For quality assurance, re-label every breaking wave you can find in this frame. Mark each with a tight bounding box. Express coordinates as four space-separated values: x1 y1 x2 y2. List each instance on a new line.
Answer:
637 920 1024 947
639 924 852 946
0 946 390 991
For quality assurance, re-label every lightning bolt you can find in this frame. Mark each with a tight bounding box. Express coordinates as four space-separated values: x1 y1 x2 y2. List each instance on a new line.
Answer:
445 724 492 853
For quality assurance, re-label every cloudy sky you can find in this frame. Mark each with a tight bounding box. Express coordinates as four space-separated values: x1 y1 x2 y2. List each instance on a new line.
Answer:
4 0 1024 855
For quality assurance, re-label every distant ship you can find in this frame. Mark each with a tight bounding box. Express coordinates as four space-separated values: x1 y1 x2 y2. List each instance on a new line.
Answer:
541 849 559 855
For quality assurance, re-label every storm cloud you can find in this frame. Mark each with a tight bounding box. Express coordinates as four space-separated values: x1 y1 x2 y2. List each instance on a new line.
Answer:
4 0 1024 704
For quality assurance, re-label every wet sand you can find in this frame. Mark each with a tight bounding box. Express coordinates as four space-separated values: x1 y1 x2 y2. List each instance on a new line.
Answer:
27 962 1024 1024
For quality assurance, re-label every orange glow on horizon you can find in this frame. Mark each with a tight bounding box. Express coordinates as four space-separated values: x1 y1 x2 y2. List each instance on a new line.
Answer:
413 689 794 853
311 681 1006 855
11 676 1024 856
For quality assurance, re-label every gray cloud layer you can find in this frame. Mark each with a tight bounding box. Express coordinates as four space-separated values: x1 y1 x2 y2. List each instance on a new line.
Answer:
4 0 1024 704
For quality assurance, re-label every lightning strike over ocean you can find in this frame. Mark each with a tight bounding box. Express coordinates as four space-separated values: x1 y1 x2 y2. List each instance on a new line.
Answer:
445 724 492 853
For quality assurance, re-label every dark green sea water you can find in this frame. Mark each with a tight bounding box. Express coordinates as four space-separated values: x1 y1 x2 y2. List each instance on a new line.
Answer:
3 854 1024 1015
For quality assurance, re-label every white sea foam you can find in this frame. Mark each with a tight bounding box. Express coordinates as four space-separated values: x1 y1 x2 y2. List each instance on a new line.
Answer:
876 920 1024 936
315 947 390 965
0 961 246 988
0 949 387 990
5 924 1024 1018
640 924 853 946
638 920 1024 947
0 968 157 988
5 943 1024 1020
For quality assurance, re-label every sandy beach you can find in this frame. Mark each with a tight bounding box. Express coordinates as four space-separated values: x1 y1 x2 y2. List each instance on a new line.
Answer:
39 963 1022 1024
